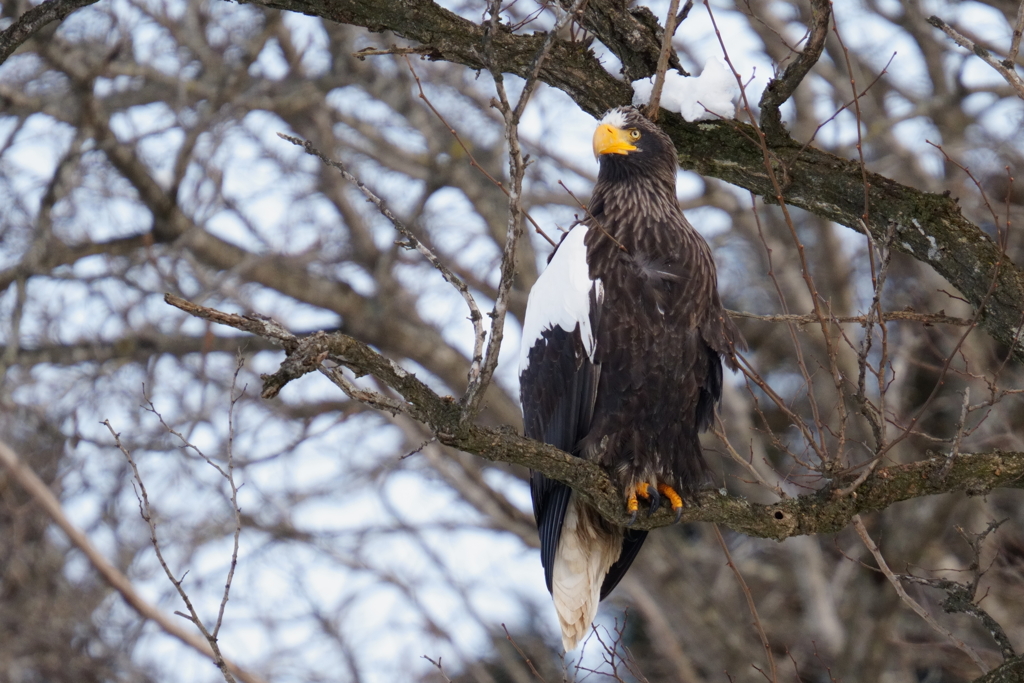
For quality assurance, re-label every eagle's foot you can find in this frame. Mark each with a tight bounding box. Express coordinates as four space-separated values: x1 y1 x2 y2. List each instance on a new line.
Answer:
626 482 662 526
656 483 685 523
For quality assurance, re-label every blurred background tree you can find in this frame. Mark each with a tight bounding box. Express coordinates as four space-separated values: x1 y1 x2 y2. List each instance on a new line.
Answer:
1 0 1024 681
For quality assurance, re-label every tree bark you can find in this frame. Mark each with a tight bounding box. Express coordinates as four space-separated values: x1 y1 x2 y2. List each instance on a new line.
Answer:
235 0 1024 359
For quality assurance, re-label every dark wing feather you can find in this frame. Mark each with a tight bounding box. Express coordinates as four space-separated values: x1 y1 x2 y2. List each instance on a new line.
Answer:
599 529 648 599
530 474 572 593
522 320 600 593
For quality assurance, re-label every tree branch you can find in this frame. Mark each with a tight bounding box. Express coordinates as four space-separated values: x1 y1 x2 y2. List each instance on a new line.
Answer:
0 437 267 683
758 0 831 141
927 15 1024 100
237 0 1024 360
165 294 1024 540
853 516 987 672
974 656 1024 683
0 0 100 66
1 333 283 367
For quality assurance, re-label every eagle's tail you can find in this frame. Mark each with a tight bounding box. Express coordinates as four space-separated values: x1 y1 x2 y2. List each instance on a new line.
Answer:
551 496 623 650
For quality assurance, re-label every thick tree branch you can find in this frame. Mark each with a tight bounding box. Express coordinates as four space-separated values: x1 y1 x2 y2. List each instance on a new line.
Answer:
165 294 1024 540
974 656 1024 683
562 0 686 81
235 0 1024 360
245 0 631 115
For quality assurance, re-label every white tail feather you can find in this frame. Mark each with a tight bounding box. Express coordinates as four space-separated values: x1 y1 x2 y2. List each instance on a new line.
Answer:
551 497 623 651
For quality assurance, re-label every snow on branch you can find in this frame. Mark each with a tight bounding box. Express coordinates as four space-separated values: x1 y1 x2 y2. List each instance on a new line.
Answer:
631 57 739 121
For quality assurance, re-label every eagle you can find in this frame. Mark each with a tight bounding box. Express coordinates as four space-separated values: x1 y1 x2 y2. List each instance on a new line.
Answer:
518 105 741 651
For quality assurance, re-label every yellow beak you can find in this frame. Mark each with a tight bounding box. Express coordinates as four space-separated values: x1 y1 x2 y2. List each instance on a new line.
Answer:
593 123 636 157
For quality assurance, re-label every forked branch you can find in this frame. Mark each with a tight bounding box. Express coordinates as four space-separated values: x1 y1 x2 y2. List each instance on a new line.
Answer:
757 0 831 140
164 294 1024 540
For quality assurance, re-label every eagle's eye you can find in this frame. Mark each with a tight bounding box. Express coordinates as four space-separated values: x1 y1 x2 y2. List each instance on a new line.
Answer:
628 129 641 140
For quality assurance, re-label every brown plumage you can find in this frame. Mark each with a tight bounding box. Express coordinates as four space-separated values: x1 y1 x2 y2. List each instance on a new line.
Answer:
519 105 741 650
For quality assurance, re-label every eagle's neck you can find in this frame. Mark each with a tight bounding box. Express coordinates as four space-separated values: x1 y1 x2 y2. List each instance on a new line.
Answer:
589 168 685 240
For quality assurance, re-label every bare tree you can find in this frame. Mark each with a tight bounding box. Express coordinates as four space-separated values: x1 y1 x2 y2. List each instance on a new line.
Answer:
1 0 1024 681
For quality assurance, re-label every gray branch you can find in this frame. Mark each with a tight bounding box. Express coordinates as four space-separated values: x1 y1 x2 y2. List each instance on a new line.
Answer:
0 0 101 66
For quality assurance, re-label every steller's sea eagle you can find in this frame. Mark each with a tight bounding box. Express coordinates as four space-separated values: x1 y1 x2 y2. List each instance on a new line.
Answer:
518 105 742 651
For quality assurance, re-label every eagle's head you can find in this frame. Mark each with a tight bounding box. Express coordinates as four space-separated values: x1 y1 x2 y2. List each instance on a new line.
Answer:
592 106 677 186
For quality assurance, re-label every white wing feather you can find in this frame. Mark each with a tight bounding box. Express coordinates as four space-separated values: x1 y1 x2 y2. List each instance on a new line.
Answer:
519 225 598 375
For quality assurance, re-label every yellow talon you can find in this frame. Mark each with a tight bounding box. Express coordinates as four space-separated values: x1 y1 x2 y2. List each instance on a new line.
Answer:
657 483 685 522
657 483 683 510
627 483 654 526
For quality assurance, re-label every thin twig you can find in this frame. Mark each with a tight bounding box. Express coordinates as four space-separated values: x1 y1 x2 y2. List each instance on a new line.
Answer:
795 52 896 156
874 143 1008 459
276 132 488 392
836 223 895 496
743 190 828 465
557 179 627 252
403 57 556 247
108 419 239 683
645 0 682 120
319 365 411 415
937 388 971 480
214 357 246 638
421 656 453 683
852 515 988 672
501 624 549 682
0 437 266 683
352 45 438 60
713 416 788 499
709 0 835 465
727 309 972 327
459 0 585 421
714 524 777 682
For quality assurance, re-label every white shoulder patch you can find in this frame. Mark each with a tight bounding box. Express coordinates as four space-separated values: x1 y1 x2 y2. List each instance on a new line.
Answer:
598 108 629 129
519 225 598 375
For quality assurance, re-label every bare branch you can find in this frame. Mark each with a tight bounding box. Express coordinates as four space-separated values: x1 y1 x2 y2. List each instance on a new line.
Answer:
404 57 557 247
0 0 100 66
1008 0 1024 66
758 0 831 140
727 309 973 327
107 415 242 683
644 0 681 121
973 657 1024 683
276 132 489 397
164 295 1024 539
927 15 1024 100
352 45 440 60
460 0 586 421
0 438 266 683
852 516 987 672
937 388 971 480
713 525 777 682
